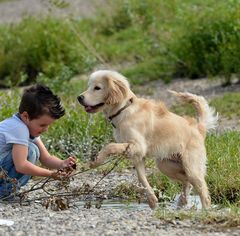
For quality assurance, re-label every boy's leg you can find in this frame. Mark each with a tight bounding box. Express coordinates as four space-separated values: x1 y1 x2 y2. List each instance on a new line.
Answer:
0 142 40 198
0 150 19 197
17 142 40 186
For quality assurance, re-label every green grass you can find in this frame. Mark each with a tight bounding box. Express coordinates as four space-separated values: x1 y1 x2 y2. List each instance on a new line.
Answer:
207 132 240 205
155 207 240 228
210 92 240 118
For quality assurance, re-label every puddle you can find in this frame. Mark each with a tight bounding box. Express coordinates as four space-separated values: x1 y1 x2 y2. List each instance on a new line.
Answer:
75 195 203 210
170 194 202 210
75 199 149 210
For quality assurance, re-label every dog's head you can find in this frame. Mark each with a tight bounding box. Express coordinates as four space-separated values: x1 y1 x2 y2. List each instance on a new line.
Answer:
77 70 131 113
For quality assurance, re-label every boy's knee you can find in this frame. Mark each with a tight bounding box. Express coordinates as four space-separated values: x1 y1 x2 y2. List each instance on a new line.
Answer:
28 142 40 164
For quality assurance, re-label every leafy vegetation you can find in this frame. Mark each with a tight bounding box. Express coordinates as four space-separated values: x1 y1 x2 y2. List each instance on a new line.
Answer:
172 1 240 83
0 0 240 87
0 17 96 87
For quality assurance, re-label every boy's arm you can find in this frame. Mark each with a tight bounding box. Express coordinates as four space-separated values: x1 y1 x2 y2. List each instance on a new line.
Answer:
35 139 75 169
12 144 53 177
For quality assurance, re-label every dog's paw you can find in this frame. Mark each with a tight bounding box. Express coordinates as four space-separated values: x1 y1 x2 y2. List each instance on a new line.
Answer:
89 161 99 169
89 158 103 168
177 194 188 207
147 194 158 209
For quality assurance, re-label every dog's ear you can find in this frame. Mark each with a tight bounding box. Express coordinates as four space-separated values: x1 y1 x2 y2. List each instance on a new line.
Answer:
105 76 128 104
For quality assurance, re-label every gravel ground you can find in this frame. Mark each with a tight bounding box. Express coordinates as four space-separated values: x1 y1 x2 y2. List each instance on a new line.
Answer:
1 206 238 236
1 170 239 236
0 1 240 235
1 205 237 236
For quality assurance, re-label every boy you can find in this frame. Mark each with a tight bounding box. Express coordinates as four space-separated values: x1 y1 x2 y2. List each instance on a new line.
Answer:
0 84 76 199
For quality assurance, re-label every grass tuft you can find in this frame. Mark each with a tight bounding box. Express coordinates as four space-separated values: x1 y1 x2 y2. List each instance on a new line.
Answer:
156 207 240 227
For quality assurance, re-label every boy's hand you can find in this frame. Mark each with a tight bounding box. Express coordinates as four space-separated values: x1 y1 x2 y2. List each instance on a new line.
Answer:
50 156 77 180
61 156 77 170
50 170 70 180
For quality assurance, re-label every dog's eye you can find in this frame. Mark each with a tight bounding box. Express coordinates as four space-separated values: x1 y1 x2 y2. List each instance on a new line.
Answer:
94 86 101 90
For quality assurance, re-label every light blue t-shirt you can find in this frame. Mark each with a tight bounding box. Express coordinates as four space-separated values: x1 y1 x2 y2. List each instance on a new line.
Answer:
0 113 38 155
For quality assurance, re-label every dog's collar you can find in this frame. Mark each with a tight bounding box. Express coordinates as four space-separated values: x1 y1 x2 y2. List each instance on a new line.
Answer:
108 98 133 128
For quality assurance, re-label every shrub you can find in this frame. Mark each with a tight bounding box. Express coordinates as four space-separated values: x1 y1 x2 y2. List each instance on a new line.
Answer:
0 16 96 87
97 0 156 36
1 0 240 86
173 1 240 82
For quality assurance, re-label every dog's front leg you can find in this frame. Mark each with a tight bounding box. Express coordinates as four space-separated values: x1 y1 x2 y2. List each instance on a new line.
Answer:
133 158 158 209
90 142 129 168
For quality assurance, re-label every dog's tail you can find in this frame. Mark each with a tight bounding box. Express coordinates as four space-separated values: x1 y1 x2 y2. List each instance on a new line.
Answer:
168 90 218 131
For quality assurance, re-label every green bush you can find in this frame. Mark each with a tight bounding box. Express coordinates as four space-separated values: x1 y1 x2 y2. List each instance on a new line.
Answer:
92 0 177 81
173 1 240 82
0 17 96 87
1 0 240 86
95 0 240 83
98 0 156 35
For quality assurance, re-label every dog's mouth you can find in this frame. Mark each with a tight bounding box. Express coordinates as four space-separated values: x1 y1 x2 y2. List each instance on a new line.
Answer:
77 96 105 113
82 102 105 113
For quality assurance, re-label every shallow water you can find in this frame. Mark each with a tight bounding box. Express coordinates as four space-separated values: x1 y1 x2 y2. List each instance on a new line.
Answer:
75 199 149 210
170 194 202 210
75 195 202 210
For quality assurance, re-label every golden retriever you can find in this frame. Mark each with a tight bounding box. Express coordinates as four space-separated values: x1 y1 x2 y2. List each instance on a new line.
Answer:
77 70 218 209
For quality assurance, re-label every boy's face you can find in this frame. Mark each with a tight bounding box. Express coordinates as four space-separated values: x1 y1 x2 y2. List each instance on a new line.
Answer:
21 112 56 137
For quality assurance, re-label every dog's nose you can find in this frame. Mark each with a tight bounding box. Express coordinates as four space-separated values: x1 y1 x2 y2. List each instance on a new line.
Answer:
77 95 84 104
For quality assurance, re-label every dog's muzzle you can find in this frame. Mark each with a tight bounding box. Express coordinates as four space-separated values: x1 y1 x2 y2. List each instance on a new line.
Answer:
77 95 104 113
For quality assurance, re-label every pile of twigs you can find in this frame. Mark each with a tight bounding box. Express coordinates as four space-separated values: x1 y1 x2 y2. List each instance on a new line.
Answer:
0 156 124 211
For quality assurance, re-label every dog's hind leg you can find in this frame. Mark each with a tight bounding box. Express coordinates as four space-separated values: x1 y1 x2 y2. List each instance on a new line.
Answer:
187 175 210 209
177 182 192 207
189 176 210 209
156 159 192 207
182 150 211 209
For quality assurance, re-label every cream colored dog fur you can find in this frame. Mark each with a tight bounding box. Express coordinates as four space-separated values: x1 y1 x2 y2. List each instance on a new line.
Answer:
77 70 218 209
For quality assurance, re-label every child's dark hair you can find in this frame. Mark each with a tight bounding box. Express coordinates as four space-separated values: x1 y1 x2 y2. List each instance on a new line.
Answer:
19 84 65 120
